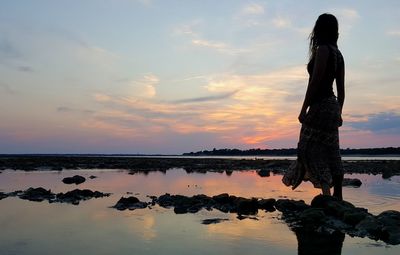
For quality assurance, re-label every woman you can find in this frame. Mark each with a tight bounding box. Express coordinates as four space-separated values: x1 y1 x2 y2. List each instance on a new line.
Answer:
283 13 345 200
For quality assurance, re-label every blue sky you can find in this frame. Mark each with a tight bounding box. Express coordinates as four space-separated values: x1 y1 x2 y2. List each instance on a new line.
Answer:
0 0 399 153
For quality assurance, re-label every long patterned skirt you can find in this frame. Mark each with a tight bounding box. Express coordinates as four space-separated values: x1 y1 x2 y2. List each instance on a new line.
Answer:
282 96 344 189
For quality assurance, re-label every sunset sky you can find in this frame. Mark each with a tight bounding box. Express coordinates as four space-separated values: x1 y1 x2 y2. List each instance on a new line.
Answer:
1 0 399 154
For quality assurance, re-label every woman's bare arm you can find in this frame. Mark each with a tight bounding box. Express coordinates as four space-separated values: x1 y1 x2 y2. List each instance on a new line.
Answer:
336 59 345 114
299 45 329 123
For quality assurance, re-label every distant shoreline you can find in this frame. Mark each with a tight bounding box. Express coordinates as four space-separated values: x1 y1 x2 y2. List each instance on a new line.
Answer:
1 147 399 157
0 156 399 177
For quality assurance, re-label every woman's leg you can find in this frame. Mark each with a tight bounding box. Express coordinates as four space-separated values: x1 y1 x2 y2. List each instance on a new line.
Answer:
333 174 343 200
321 183 331 196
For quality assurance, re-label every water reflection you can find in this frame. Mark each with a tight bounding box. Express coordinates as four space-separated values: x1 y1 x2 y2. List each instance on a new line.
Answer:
0 169 399 255
295 228 345 255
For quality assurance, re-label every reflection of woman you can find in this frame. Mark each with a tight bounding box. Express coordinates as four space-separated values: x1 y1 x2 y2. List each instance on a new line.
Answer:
295 228 345 255
283 13 345 200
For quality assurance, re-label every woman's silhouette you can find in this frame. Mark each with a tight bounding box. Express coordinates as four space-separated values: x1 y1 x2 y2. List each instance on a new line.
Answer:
283 13 345 200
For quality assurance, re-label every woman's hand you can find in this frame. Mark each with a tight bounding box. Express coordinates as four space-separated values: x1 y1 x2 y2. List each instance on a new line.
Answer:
338 115 343 127
298 109 307 124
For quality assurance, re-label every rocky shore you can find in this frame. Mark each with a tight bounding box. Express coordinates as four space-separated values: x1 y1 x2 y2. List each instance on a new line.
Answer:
0 156 399 177
1 187 110 205
1 186 399 245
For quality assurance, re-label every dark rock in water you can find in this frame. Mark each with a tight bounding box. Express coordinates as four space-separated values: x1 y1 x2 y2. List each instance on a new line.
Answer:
377 210 400 245
174 206 188 214
112 196 147 210
275 199 309 213
311 194 338 208
212 193 230 204
311 195 357 219
158 194 214 214
342 208 369 226
342 178 362 187
0 192 8 200
13 187 109 205
56 189 110 205
18 187 55 202
356 215 382 237
324 200 356 219
236 197 258 215
299 208 326 225
62 175 86 185
201 218 229 225
157 193 175 207
257 198 276 212
382 168 393 179
89 175 97 179
257 169 270 177
225 170 233 176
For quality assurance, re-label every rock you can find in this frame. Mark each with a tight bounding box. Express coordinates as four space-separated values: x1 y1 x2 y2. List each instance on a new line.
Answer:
201 218 229 225
299 208 326 225
356 215 382 237
212 193 230 204
257 169 270 177
157 193 174 207
311 195 339 208
342 178 362 187
225 170 233 176
214 203 232 213
174 206 188 214
342 208 369 226
324 200 356 218
89 175 97 179
62 175 86 185
112 196 147 210
56 189 110 205
0 192 8 200
236 197 258 215
275 199 309 213
382 168 393 179
257 198 276 212
18 187 55 202
377 210 400 245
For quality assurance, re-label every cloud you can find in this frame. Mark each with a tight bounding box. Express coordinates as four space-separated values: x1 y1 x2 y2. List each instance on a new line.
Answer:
173 20 202 37
272 16 292 29
0 83 17 95
0 38 19 59
347 112 400 134
94 93 112 102
57 106 95 115
89 65 307 149
135 0 152 6
334 8 360 34
242 3 265 15
172 90 238 104
387 30 400 37
131 74 159 98
191 39 249 55
338 9 360 20
17 65 34 72
174 20 250 55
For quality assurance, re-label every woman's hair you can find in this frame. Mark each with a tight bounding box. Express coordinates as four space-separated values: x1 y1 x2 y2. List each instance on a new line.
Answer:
309 13 339 59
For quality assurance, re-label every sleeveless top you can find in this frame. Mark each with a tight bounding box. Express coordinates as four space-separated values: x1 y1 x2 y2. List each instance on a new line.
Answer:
307 44 344 104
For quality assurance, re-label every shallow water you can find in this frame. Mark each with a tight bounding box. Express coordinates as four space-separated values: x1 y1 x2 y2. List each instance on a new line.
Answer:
0 169 399 255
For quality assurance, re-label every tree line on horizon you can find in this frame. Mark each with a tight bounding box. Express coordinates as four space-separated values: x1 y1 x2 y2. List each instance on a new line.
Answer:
182 147 400 156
